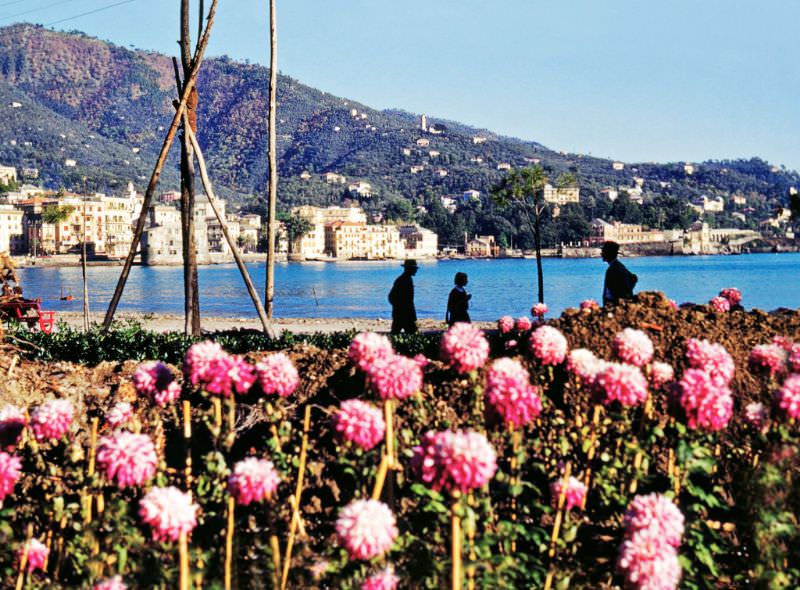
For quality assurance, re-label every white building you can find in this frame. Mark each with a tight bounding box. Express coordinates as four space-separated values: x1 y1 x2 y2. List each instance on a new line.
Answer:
0 165 17 185
543 184 580 205
463 189 481 201
398 225 438 258
348 181 373 197
0 205 24 254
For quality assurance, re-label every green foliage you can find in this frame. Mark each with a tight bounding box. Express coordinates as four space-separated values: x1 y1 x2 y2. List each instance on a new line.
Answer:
41 204 75 225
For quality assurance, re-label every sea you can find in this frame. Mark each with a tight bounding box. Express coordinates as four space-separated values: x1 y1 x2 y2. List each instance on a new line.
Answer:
15 253 800 321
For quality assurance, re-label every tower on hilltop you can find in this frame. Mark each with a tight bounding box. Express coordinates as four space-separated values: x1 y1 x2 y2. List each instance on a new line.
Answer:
420 114 428 132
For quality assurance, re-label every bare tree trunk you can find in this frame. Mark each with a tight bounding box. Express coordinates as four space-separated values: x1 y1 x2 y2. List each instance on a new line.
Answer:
265 0 278 318
81 196 89 331
186 126 276 338
180 0 201 336
534 212 544 304
102 0 219 331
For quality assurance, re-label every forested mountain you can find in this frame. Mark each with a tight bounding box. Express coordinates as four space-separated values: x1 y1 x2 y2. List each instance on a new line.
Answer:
0 24 797 248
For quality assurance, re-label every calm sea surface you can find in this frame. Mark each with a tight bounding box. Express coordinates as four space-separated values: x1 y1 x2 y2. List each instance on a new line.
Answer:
15 253 800 321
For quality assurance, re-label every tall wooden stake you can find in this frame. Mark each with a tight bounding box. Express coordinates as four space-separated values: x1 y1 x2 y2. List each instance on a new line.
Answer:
264 0 278 317
81 192 90 332
102 0 219 330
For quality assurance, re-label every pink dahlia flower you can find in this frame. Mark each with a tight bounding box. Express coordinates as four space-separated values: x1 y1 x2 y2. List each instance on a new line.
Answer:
791 344 800 373
256 352 300 398
776 374 800 420
749 344 788 377
719 287 742 306
550 475 587 511
349 332 394 372
411 430 497 494
413 353 429 369
333 399 385 451
709 296 731 313
184 341 245 397
617 531 682 590
624 493 684 547
650 362 675 388
529 325 568 366
31 399 74 442
613 328 654 367
580 299 600 312
497 315 515 334
0 450 22 501
367 354 423 400
567 349 605 386
440 323 490 374
93 576 127 590
134 361 182 406
97 431 158 488
772 335 793 351
0 404 27 448
514 316 532 333
596 363 649 407
485 358 542 428
685 338 734 386
18 538 48 573
744 402 768 430
531 302 548 319
139 486 198 542
335 499 398 560
504 339 518 350
105 402 134 428
678 369 733 431
361 568 398 590
228 457 281 505
227 356 258 395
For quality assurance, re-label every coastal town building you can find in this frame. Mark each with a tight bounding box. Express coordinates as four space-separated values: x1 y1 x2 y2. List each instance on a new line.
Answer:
348 181 373 197
466 235 497 257
321 172 347 184
0 205 24 254
589 219 664 245
324 222 403 260
543 184 580 205
398 225 438 258
472 136 487 145
415 138 430 147
496 162 512 171
601 188 619 201
100 195 135 258
0 165 17 185
462 189 481 201
612 162 624 171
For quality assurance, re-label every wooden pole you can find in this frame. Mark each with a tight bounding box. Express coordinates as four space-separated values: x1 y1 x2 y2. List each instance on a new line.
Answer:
224 495 235 590
185 126 276 337
179 532 190 590
451 498 462 590
102 0 219 330
264 0 278 317
280 405 311 590
183 400 193 498
81 191 89 332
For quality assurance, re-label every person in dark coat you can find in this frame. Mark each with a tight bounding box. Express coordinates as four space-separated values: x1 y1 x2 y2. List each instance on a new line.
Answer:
601 241 638 306
388 259 418 334
446 271 471 326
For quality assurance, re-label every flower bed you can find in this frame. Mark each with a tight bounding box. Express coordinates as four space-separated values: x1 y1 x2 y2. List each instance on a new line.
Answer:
0 291 798 588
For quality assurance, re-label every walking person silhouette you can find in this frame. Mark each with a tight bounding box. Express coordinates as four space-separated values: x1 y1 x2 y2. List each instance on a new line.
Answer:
445 272 471 326
601 241 638 306
388 259 418 334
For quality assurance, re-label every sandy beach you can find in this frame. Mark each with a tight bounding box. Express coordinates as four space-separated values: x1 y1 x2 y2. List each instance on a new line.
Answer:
54 311 497 334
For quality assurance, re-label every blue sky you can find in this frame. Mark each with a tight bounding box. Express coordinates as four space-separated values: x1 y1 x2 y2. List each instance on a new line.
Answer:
3 0 799 171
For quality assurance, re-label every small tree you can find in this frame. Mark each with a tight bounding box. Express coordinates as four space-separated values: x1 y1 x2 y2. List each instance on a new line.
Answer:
278 213 312 254
492 166 575 304
42 205 75 253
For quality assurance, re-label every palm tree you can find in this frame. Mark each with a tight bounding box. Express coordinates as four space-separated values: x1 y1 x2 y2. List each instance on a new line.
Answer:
42 204 74 253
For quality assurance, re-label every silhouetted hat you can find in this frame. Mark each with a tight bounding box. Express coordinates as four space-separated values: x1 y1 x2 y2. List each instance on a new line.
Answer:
402 259 419 269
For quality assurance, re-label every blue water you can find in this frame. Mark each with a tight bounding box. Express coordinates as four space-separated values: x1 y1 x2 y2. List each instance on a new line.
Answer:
15 253 800 321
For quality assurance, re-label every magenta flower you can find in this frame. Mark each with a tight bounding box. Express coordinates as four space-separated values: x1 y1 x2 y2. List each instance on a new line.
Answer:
613 328 654 367
678 369 733 431
791 344 800 373
413 353 429 369
361 568 399 590
256 352 300 398
134 361 181 406
550 475 587 511
514 316 532 332
333 399 386 451
0 451 22 502
719 287 742 306
685 338 734 387
97 431 158 488
567 349 606 386
93 576 127 590
744 402 768 430
184 341 242 396
504 339 518 350
31 399 74 442
709 296 731 313
749 344 788 377
367 354 423 400
624 493 685 548
440 323 490 374
529 325 568 366
497 315 514 334
139 486 198 543
596 363 649 407
485 358 542 428
105 402 134 428
335 499 398 560
580 299 600 312
650 362 675 388
228 457 281 505
776 374 800 420
531 302 548 319
772 335 793 351
18 538 48 573
139 486 199 541
411 430 497 495
0 404 27 448
228 356 258 395
349 332 394 372
617 530 682 590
